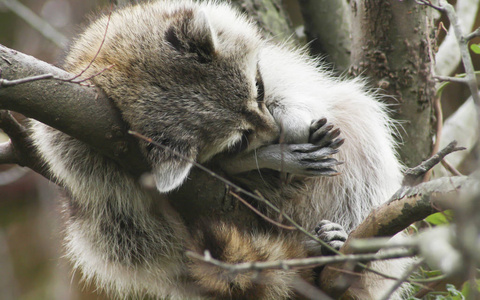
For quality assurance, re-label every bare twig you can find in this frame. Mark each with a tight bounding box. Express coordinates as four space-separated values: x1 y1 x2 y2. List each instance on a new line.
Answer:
432 97 478 178
319 175 476 298
230 191 296 231
379 258 426 300
0 0 67 48
441 159 463 176
432 0 479 76
0 44 149 177
0 73 53 87
433 75 469 84
129 130 340 254
66 4 113 82
465 27 480 42
186 248 416 274
425 95 444 182
437 0 480 128
402 141 465 186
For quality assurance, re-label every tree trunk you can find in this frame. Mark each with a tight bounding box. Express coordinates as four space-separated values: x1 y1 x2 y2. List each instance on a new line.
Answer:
349 0 435 167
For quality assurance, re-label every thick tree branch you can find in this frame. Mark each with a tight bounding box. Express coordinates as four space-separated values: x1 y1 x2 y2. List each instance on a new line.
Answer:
0 44 149 176
319 175 476 298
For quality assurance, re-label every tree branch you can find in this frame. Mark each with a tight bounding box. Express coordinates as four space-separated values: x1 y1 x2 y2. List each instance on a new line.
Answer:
433 97 479 178
434 0 479 76
402 140 465 186
186 247 416 273
437 0 480 127
0 44 149 177
319 175 476 298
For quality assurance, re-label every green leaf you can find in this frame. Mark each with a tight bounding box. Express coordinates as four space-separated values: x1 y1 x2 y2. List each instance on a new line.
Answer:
460 279 480 298
425 210 454 225
446 283 465 299
471 43 480 54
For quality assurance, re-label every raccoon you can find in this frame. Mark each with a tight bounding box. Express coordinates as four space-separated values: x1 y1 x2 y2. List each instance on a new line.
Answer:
30 1 407 299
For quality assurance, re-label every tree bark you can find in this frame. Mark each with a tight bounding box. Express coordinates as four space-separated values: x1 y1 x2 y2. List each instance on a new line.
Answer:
350 0 435 168
0 45 149 177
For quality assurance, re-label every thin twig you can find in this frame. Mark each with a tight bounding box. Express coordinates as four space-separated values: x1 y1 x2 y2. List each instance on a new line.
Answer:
379 258 426 300
438 0 480 129
433 75 469 83
186 248 416 274
465 27 480 42
230 191 296 231
441 159 463 176
415 0 442 10
425 95 444 182
128 130 340 254
402 140 465 186
0 74 53 87
66 2 114 82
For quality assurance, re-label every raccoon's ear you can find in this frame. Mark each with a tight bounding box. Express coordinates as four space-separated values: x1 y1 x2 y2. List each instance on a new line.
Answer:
165 10 216 62
153 160 193 193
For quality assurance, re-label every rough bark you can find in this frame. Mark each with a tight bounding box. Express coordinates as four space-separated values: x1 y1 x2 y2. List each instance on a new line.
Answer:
298 0 351 72
350 0 435 168
320 175 476 299
0 45 149 177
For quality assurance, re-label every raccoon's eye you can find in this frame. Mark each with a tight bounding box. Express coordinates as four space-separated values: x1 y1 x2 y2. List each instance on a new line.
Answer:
228 129 252 154
255 70 265 107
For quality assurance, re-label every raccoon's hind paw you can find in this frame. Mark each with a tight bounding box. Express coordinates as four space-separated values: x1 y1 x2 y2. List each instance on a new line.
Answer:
306 220 347 256
315 220 347 255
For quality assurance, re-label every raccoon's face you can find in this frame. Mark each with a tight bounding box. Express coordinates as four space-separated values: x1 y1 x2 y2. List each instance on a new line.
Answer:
197 67 280 163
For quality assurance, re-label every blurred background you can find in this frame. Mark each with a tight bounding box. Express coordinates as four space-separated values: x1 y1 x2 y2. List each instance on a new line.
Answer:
0 0 479 299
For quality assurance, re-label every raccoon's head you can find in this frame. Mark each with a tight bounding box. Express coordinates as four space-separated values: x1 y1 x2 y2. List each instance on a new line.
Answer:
64 2 279 192
147 3 279 192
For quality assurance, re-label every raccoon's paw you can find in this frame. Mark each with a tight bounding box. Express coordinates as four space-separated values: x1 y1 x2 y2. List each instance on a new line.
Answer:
279 143 343 177
315 220 347 255
306 220 347 256
309 118 345 150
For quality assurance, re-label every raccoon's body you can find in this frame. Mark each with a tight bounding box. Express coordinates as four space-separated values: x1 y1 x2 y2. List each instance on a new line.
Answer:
31 1 407 299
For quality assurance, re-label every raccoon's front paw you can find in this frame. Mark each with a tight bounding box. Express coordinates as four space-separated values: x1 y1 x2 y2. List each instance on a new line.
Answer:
307 220 347 256
280 143 342 177
309 118 344 150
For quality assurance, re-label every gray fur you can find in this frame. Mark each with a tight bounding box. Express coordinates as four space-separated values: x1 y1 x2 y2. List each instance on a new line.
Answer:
31 1 409 299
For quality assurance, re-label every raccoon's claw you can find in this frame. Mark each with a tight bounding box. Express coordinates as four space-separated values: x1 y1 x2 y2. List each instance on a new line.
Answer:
315 220 347 255
309 118 345 150
304 220 347 256
284 143 343 177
